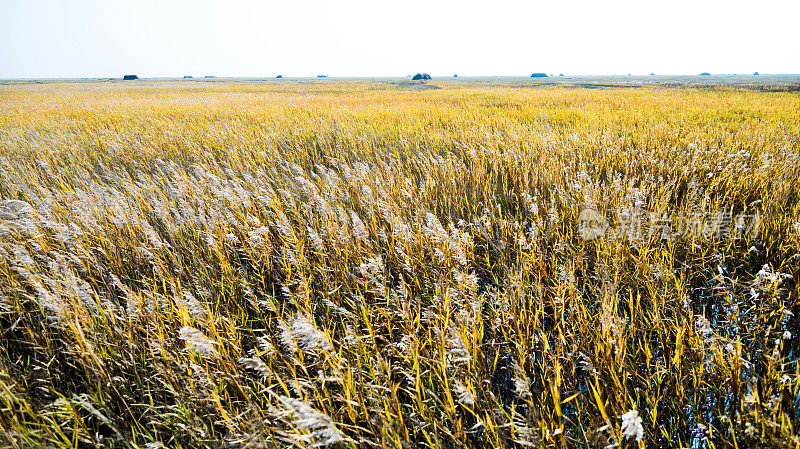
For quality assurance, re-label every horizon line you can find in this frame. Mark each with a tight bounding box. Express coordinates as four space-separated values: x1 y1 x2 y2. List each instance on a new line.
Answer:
3 73 799 80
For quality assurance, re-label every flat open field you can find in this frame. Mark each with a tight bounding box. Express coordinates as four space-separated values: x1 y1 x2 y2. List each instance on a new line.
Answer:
1 81 799 448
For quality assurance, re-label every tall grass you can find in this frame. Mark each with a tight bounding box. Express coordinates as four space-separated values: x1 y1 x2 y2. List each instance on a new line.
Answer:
0 81 799 448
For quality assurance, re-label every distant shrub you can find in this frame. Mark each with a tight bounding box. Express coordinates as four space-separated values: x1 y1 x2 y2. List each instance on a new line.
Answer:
530 73 547 78
122 74 138 80
412 73 431 80
753 72 759 76
276 75 283 79
699 72 711 76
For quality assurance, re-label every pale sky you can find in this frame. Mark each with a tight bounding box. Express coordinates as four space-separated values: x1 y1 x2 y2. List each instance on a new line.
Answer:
1 0 798 78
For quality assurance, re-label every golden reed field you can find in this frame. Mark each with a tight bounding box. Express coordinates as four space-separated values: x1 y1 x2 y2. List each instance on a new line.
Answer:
1 81 799 448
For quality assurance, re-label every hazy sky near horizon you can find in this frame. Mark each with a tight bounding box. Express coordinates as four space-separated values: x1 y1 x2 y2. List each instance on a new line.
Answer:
1 0 798 78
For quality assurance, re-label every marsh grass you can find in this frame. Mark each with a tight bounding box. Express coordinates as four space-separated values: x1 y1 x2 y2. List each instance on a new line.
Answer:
0 81 799 448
